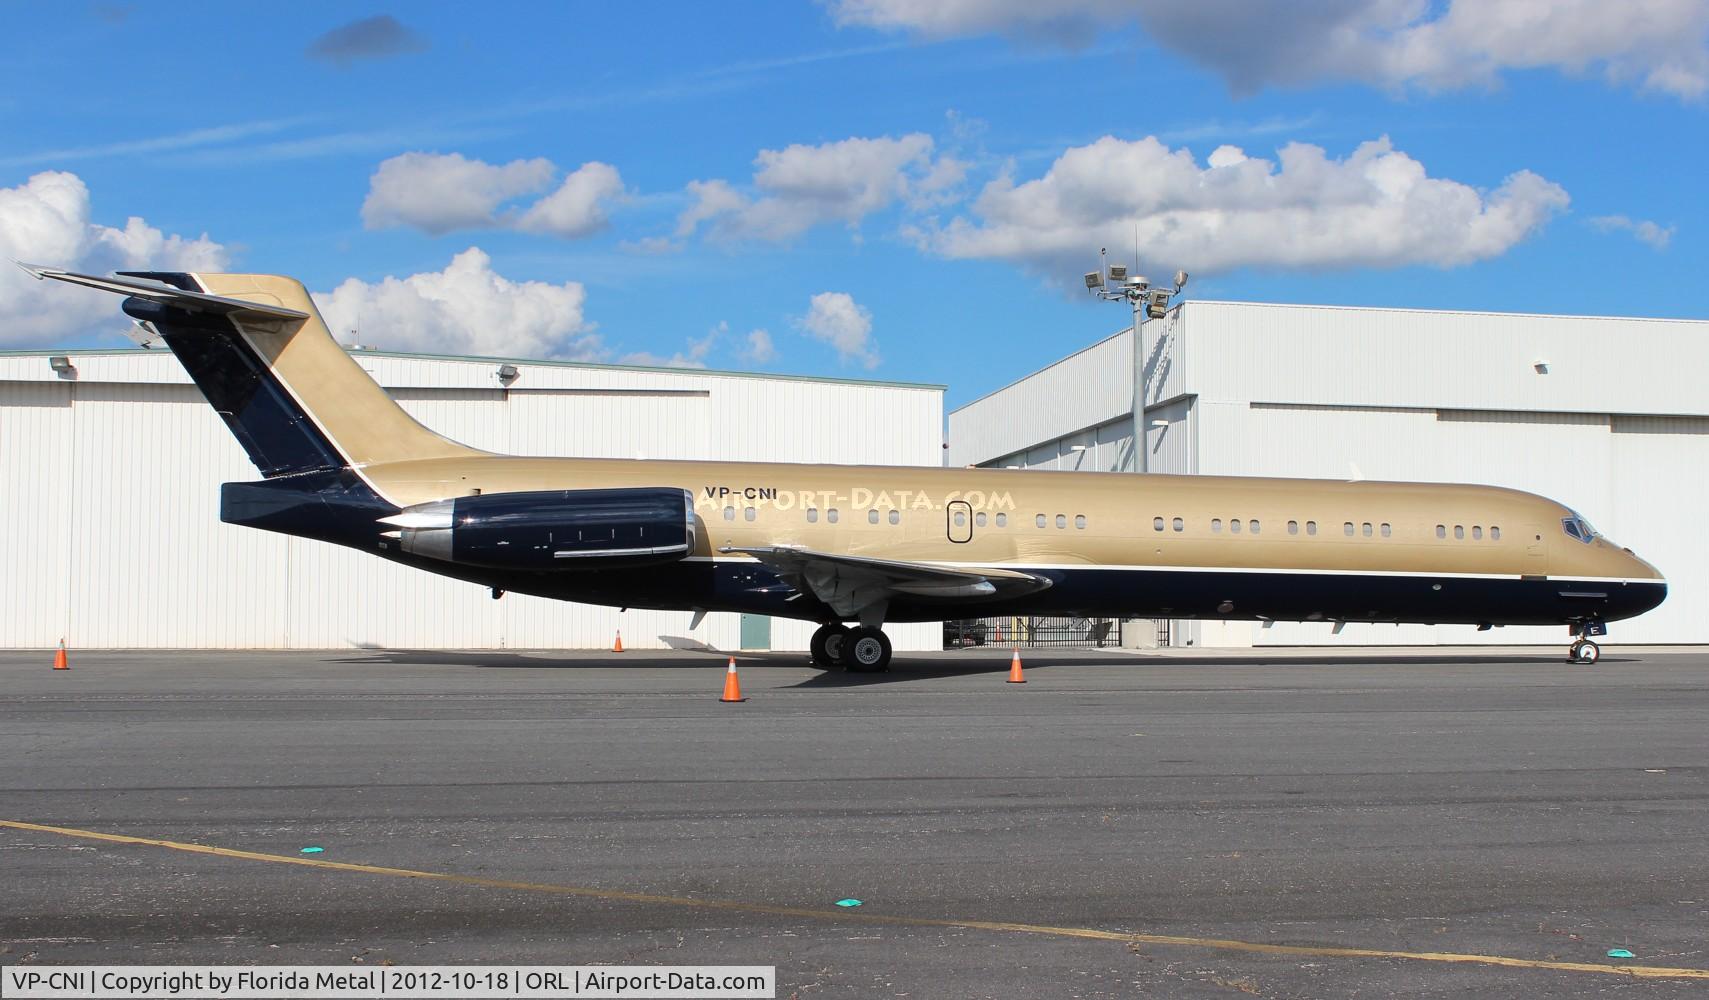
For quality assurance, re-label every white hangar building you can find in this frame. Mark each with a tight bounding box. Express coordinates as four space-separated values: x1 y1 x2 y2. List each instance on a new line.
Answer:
0 348 944 652
948 300 1709 647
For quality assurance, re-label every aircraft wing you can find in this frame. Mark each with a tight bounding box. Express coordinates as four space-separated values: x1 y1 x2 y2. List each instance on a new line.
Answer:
15 263 311 322
721 545 1051 619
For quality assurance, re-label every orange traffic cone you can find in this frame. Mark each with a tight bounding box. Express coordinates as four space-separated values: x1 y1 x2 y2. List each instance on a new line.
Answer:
720 657 746 703
1006 648 1025 684
612 630 625 653
52 639 69 671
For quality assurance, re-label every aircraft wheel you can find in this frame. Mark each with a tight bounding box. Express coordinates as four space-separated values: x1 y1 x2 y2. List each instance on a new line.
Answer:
845 627 892 673
1571 640 1601 664
811 623 850 667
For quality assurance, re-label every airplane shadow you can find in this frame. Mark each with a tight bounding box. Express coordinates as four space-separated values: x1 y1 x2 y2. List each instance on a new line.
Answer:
789 658 1025 687
326 649 737 670
323 648 1614 675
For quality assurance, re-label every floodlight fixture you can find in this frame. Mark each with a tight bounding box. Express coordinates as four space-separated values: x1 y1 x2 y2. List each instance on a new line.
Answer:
48 355 75 377
1108 263 1128 283
1150 418 1170 428
1083 270 1104 290
496 363 520 384
1173 270 1189 292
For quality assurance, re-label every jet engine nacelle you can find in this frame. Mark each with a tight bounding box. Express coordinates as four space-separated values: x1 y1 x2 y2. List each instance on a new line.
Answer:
380 487 697 570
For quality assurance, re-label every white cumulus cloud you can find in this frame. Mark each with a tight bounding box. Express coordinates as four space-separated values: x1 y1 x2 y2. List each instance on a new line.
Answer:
741 328 777 365
516 161 626 238
677 134 958 241
313 247 603 360
0 171 229 346
1589 214 1675 251
831 0 1709 99
798 292 879 369
922 134 1569 276
361 152 555 234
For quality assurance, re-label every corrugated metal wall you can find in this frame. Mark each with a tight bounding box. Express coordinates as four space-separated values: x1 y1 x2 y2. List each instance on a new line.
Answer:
0 352 943 651
947 300 1709 645
947 330 1132 467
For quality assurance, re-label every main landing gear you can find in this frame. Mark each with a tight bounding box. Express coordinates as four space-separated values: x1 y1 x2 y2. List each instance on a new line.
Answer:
1567 620 1606 664
810 622 892 673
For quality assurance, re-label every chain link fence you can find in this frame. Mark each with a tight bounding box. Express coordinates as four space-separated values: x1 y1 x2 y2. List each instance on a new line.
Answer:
943 616 1115 648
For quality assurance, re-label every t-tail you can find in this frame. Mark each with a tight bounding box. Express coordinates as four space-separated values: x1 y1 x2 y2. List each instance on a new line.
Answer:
16 264 479 543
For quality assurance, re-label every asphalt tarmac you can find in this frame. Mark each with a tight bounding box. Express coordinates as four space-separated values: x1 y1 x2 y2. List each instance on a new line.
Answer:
2 646 1706 997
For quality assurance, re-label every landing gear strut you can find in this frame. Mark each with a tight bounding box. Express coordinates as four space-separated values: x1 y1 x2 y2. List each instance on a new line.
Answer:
810 623 850 668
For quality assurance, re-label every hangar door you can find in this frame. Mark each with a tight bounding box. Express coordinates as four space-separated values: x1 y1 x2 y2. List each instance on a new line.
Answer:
1610 416 1709 644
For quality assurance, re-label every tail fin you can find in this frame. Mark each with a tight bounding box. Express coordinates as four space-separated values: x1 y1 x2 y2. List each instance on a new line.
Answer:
19 264 481 478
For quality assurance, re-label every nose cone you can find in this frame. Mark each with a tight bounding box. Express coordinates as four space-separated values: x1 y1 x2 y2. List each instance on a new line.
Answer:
1613 547 1667 620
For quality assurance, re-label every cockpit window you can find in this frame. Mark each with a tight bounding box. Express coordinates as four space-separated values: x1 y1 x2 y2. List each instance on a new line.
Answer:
1561 515 1595 544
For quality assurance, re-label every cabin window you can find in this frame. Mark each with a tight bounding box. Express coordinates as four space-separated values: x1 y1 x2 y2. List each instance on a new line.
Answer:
1344 522 1355 536
828 509 840 524
1056 514 1067 529
1472 525 1483 540
1306 521 1317 535
1230 519 1242 534
1036 514 1046 529
954 510 967 527
889 510 901 525
995 513 1006 528
1361 522 1372 537
1380 523 1392 538
1154 516 1165 531
1454 524 1465 539
1435 524 1445 539
1212 518 1222 532
976 512 987 527
724 506 735 521
744 507 757 521
1075 514 1087 529
1249 520 1260 534
807 508 818 523
1490 525 1500 541
867 509 879 524
1288 520 1298 535
1172 517 1184 532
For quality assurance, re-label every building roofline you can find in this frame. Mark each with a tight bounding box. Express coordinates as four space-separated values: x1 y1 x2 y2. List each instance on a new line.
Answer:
0 346 946 392
950 326 1132 416
950 298 1709 416
1191 299 1709 325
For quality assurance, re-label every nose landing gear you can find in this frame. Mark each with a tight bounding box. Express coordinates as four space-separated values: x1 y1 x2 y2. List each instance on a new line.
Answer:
1567 620 1606 664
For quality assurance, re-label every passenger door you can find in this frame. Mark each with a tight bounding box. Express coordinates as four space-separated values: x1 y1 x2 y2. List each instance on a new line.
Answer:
946 500 973 543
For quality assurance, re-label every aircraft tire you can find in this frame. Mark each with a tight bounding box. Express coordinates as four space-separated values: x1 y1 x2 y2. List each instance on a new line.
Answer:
1571 639 1600 664
811 623 850 667
845 627 892 673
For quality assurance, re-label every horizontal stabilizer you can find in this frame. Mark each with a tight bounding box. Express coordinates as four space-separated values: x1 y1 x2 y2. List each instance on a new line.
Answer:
15 262 310 322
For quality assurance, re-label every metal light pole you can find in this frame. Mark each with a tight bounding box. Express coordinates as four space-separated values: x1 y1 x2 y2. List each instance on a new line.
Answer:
1084 250 1187 475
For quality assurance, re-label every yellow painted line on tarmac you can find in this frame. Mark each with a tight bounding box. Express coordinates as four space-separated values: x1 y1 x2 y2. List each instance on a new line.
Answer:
4 818 1705 981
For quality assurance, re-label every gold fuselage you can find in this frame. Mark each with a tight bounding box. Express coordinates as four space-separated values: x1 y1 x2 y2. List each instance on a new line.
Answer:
359 455 1661 585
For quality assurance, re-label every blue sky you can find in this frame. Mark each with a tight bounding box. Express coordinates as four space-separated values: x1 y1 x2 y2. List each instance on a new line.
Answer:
2 2 1705 406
